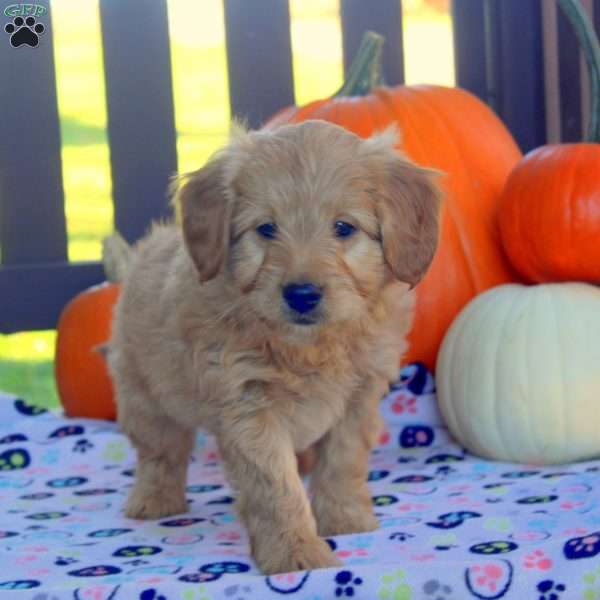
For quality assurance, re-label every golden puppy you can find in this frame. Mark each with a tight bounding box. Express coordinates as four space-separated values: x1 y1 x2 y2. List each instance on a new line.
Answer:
108 120 441 574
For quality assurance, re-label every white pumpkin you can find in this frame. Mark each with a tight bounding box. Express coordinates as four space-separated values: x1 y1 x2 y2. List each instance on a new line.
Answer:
436 282 600 465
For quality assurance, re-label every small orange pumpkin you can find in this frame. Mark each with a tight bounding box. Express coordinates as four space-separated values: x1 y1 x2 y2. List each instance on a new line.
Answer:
55 234 129 420
55 282 120 420
266 32 522 371
499 0 600 284
499 144 600 283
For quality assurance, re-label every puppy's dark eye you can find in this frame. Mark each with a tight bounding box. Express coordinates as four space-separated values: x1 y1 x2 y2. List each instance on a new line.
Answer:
256 222 277 239
334 221 356 239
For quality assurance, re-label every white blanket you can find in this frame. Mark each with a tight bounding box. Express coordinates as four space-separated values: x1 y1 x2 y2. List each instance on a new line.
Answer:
0 363 599 599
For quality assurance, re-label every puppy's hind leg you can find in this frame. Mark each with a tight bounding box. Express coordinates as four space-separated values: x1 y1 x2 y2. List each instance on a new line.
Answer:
121 406 194 520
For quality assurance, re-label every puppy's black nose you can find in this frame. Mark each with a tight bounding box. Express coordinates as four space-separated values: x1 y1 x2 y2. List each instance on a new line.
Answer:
283 282 322 314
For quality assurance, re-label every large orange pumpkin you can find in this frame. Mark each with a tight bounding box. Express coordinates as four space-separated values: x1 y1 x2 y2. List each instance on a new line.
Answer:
499 0 600 284
55 282 120 420
267 32 522 370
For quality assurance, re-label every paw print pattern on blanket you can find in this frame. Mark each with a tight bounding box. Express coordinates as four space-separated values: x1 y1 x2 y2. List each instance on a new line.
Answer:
465 560 513 598
0 580 41 590
112 546 162 558
427 511 482 529
0 433 28 443
583 564 600 599
399 425 434 448
470 541 518 555
536 579 566 600
1 365 600 598
378 569 411 600
564 531 600 559
0 448 30 470
333 570 363 597
13 398 47 416
423 579 454 600
523 549 552 570
265 572 310 593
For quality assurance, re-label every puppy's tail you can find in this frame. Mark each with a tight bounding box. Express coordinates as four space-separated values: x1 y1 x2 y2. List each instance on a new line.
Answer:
102 231 132 283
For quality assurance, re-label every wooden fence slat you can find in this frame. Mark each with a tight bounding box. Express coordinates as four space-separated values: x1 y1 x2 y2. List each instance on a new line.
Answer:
495 0 547 152
542 1 561 143
224 0 295 129
100 0 178 244
452 0 488 104
0 262 105 333
340 0 404 85
558 0 583 141
0 1 67 265
455 0 546 152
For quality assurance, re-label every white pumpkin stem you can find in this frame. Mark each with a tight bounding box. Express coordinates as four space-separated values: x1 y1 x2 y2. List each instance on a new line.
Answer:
102 232 131 283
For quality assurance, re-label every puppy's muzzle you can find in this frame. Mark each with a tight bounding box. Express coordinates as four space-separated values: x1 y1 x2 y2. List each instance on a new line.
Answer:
283 282 322 323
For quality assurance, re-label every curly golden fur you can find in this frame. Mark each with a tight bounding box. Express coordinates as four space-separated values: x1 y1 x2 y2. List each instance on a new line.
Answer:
108 120 441 574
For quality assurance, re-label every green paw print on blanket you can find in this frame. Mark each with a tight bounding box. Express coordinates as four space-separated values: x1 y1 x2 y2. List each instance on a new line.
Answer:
379 569 412 600
103 440 127 463
583 564 600 600
182 585 212 600
483 517 513 533
113 545 162 558
0 449 30 471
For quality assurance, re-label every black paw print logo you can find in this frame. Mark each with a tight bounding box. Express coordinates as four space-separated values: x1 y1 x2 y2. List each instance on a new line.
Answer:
334 570 363 597
537 579 566 600
4 16 45 48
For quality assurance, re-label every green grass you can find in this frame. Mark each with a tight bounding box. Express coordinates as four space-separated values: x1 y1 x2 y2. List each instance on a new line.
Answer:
0 0 454 410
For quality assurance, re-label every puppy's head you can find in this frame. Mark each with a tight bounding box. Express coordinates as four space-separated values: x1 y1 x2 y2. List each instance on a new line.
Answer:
176 120 441 339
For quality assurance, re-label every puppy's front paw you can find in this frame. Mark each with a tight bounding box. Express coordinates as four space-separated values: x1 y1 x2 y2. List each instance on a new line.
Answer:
257 536 341 575
314 500 378 537
125 486 187 520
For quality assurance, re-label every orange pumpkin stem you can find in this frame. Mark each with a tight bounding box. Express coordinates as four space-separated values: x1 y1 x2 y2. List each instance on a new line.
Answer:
334 31 385 97
557 0 600 142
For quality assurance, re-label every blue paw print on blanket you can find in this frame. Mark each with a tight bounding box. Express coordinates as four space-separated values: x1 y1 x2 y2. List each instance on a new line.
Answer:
564 532 600 559
0 530 18 539
159 517 206 527
399 426 434 448
537 579 566 600
201 561 250 575
0 448 30 471
177 561 250 584
113 545 163 558
391 362 433 395
46 476 88 488
186 484 223 493
48 425 84 439
368 469 390 482
14 399 46 416
88 528 132 538
427 511 482 529
334 570 363 597
470 540 518 555
0 433 27 444
517 495 558 505
0 580 41 590
140 589 167 600
67 565 121 577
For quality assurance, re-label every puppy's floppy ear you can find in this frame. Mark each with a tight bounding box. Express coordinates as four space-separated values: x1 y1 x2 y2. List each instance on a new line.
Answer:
375 152 442 288
175 154 232 282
